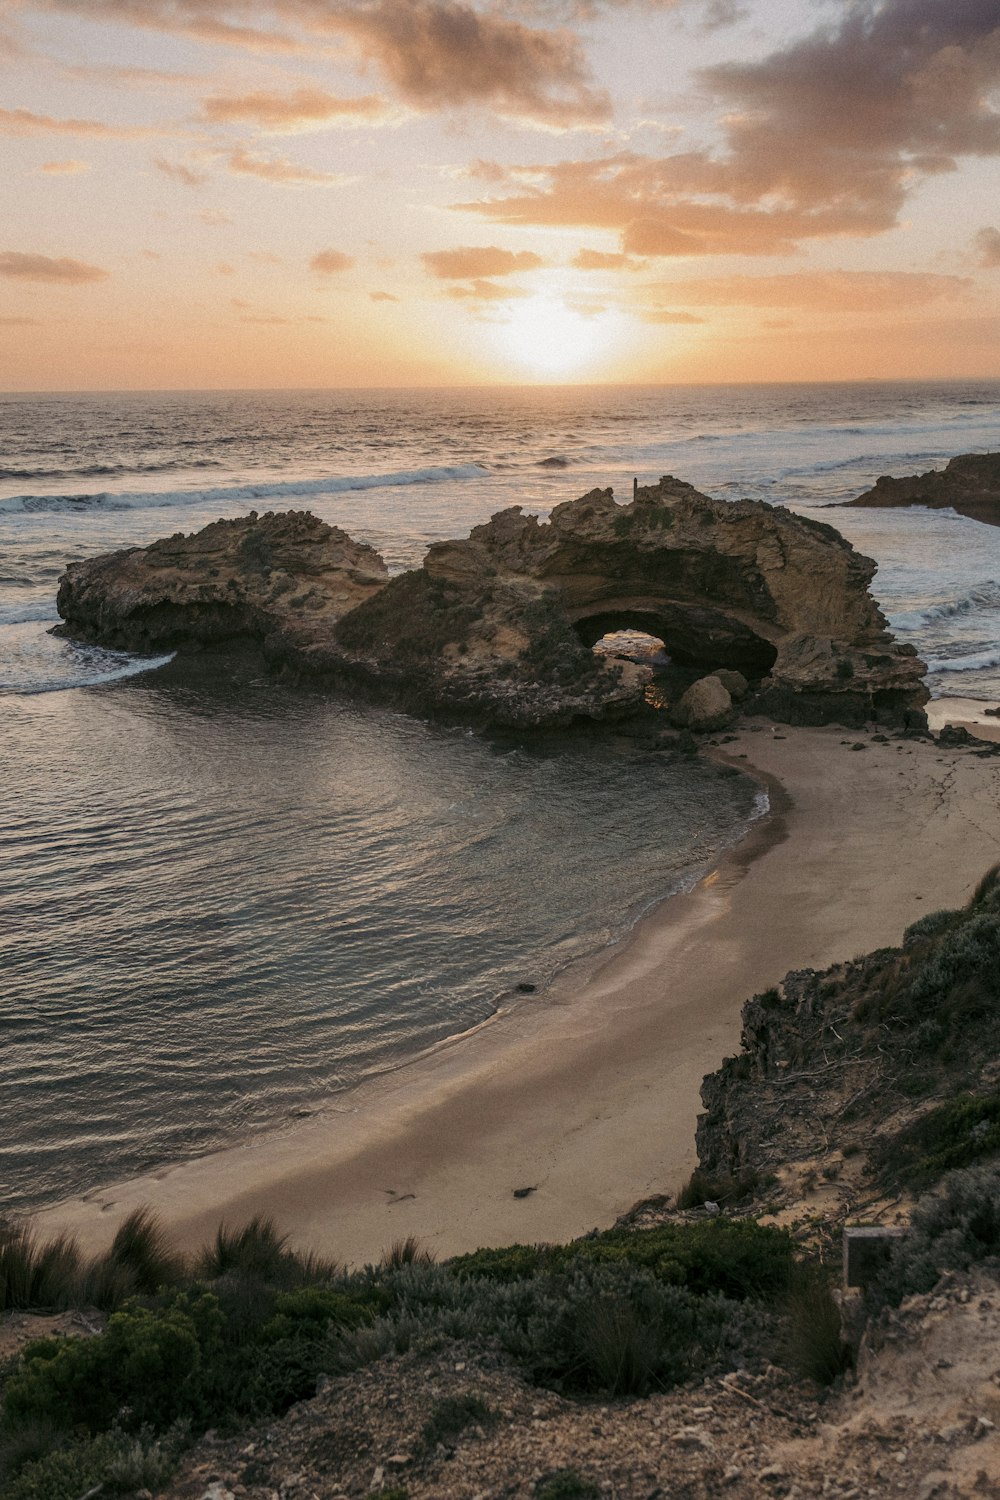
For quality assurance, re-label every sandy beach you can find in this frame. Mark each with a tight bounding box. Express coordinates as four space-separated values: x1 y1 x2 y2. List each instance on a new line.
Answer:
37 714 1000 1268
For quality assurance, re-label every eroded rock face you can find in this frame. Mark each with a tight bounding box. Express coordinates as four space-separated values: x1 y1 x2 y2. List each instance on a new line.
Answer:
56 476 928 728
336 475 926 725
843 453 1000 528
56 509 389 672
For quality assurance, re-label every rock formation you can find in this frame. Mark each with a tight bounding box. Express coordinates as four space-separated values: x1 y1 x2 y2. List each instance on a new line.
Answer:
56 508 389 669
57 476 928 728
843 452 1000 528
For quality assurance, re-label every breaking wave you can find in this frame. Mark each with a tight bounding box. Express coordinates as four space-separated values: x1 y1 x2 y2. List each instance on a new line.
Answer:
0 462 490 516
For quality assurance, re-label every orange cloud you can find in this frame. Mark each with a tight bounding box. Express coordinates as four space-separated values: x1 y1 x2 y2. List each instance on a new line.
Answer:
0 250 108 283
645 270 972 312
310 248 355 273
0 105 155 138
975 227 1000 269
370 289 399 301
38 158 90 174
200 87 393 131
446 279 530 300
422 246 544 278
639 308 706 323
572 247 642 270
226 147 350 185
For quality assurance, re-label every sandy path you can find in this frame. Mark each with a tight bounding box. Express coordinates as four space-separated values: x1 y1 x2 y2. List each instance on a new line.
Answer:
36 722 1000 1267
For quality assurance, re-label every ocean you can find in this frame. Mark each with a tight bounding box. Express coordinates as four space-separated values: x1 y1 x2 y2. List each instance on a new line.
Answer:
3 380 999 1214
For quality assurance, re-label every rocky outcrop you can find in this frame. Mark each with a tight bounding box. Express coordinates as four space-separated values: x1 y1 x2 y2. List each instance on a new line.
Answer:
695 864 1000 1202
56 475 928 728
843 453 1000 528
669 675 734 732
56 508 389 672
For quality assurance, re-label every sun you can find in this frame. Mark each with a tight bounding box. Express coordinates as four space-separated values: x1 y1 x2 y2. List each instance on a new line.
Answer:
492 293 619 378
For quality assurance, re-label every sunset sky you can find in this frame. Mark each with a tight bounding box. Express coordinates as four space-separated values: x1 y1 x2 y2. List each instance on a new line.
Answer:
2 0 999 387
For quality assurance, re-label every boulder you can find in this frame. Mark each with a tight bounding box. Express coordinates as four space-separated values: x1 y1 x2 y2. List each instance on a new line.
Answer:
711 668 749 700
670 675 733 732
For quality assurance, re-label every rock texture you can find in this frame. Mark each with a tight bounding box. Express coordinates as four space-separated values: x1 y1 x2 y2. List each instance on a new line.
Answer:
56 509 389 672
57 476 928 728
843 453 1000 528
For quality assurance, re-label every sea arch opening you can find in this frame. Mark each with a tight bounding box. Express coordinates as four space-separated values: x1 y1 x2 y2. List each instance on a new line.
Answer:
570 604 779 679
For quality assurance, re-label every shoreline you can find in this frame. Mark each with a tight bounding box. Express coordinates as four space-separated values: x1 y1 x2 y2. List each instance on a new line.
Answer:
36 717 1000 1268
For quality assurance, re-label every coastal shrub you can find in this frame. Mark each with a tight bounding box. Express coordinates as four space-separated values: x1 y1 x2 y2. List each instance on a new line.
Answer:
448 1220 796 1301
875 1093 1000 1188
0 1433 119 1500
82 1208 187 1309
0 1225 82 1313
197 1214 339 1290
781 1267 853 1385
381 1236 435 1270
868 1162 1000 1309
902 907 958 946
676 1167 769 1210
0 1424 187 1500
1 1293 220 1436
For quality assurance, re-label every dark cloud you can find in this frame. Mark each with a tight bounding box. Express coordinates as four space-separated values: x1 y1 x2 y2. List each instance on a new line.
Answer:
422 246 544 278
459 0 1000 254
975 227 1000 269
33 0 609 129
155 157 208 185
0 250 108 283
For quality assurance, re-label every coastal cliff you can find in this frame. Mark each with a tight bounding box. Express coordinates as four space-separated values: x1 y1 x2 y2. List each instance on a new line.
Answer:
695 863 1000 1210
843 452 1000 528
57 476 928 727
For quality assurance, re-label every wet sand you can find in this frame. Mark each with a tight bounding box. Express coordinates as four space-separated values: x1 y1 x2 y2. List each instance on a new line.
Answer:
37 720 1000 1267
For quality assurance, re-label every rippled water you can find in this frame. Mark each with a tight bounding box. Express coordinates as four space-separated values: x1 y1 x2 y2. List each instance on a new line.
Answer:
2 381 999 1212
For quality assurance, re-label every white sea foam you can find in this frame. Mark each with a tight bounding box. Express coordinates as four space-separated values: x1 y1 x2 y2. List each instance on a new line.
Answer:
0 463 490 516
927 648 1000 675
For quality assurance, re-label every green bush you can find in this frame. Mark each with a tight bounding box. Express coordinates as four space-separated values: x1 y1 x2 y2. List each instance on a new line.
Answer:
781 1267 853 1385
875 1094 1000 1188
2 1294 220 1436
0 1226 81 1313
868 1162 1000 1308
448 1220 795 1301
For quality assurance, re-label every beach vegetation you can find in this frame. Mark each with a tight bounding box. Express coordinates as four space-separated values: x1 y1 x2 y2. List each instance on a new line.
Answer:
676 1166 770 1210
448 1219 796 1301
874 1093 1000 1189
381 1236 436 1270
781 1266 854 1385
867 1161 1000 1309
